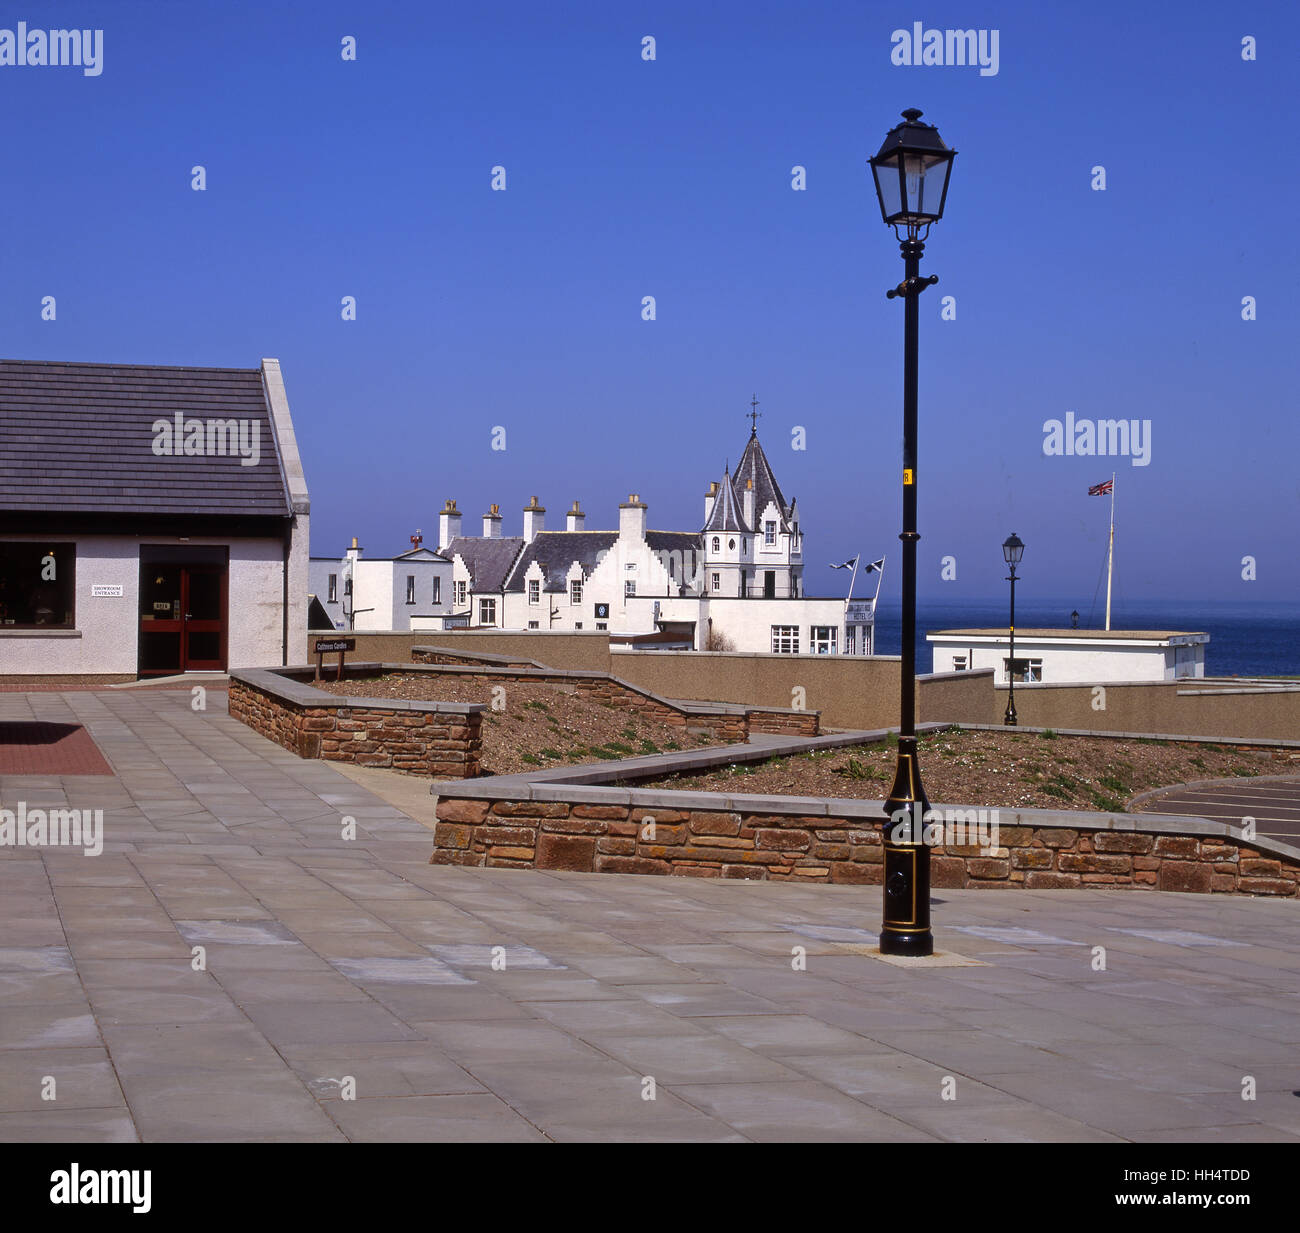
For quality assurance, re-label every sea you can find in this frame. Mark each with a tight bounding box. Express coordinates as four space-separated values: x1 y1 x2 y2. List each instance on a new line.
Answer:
871 598 1300 678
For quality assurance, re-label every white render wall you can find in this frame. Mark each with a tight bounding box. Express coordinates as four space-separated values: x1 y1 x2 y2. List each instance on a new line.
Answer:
0 534 289 675
928 635 1207 683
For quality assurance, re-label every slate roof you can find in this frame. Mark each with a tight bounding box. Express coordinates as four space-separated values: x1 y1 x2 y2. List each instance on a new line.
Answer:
504 530 702 592
443 536 524 592
703 468 750 534
0 359 293 517
732 431 792 531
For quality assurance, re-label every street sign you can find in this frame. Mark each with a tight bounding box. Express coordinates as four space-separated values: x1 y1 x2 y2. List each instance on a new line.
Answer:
313 637 355 681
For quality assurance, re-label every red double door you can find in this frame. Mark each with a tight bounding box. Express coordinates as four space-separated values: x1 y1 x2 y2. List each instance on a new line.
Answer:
138 562 227 676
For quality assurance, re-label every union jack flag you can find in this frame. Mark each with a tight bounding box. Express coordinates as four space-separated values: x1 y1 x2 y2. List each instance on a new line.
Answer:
1088 480 1113 496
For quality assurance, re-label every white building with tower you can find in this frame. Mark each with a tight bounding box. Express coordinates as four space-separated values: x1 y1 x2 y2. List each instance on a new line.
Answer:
423 412 878 654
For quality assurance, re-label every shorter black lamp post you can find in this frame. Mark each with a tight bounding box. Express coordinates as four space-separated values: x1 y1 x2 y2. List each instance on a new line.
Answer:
1071 609 1079 630
1003 534 1024 725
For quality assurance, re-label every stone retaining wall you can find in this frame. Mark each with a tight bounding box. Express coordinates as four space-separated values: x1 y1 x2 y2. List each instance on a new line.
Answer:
430 789 1300 897
229 669 482 777
408 650 817 740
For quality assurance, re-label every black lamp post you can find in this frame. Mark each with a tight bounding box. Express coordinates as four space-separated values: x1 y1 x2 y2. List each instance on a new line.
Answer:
1071 609 1079 630
1002 533 1024 725
869 109 956 957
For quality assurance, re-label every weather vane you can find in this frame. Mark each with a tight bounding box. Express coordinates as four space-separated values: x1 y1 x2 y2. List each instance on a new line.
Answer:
748 394 761 435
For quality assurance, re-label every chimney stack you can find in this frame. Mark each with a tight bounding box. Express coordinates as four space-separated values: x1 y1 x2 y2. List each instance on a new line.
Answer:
619 493 647 542
437 499 462 551
522 496 546 543
483 503 502 539
704 481 718 525
567 500 585 532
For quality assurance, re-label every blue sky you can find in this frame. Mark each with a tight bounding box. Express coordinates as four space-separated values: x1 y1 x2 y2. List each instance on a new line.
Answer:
3 1 1297 608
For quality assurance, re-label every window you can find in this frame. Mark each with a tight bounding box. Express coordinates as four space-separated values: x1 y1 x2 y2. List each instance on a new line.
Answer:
570 579 582 605
528 620 539 629
478 598 496 625
771 625 799 654
574 622 583 629
455 580 467 606
728 538 736 551
846 627 856 655
712 537 720 553
344 577 353 597
0 542 76 627
810 626 837 655
711 572 720 592
528 579 540 605
433 576 441 604
406 575 416 603
953 655 967 671
764 520 776 545
328 574 337 603
1004 657 1042 683
624 580 636 597
595 622 607 630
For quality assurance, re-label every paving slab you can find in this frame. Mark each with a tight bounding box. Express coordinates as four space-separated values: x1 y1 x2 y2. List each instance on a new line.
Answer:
1 686 1298 1142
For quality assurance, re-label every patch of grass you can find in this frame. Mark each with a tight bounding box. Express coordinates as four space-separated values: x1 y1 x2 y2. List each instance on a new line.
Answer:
664 740 681 751
638 739 661 755
520 753 541 766
620 725 639 741
604 742 635 756
1098 775 1129 795
833 757 884 781
538 748 562 761
1088 790 1126 813
1040 729 1058 740
523 700 550 714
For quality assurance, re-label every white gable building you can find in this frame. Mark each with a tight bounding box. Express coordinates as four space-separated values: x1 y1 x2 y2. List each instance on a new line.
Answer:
426 424 876 655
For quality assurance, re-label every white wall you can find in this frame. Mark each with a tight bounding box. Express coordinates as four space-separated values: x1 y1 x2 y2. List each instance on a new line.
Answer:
929 636 1207 683
0 533 288 675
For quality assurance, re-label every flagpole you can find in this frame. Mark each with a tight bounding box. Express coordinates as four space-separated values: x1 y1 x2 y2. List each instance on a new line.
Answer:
846 554 860 604
1105 470 1115 631
870 557 886 654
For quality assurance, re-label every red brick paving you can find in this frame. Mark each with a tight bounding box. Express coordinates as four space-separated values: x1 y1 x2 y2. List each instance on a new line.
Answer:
0 722 114 774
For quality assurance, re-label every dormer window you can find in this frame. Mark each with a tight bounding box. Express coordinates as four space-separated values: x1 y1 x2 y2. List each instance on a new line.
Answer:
764 521 776 545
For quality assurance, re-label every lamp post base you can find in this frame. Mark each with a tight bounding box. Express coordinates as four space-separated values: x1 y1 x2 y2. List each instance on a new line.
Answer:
881 736 934 957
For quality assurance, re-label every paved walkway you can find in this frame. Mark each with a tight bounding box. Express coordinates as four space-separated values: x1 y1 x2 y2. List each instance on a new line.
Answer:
1 688 1297 1142
1134 777 1300 847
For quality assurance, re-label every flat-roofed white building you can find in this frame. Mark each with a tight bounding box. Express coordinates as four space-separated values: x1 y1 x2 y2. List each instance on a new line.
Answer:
927 628 1209 684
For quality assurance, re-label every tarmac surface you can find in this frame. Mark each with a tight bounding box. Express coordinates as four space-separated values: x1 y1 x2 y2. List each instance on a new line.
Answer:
1134 776 1300 847
0 688 1297 1143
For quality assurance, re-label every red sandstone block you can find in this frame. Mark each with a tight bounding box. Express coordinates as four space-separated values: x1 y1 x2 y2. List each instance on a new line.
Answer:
1154 836 1199 858
1134 870 1158 886
722 865 767 880
670 865 723 878
536 834 595 872
1038 829 1079 848
1158 863 1212 893
1025 872 1082 889
438 799 490 825
812 843 850 861
966 858 1011 879
434 822 471 849
755 829 810 852
689 812 741 837
631 808 689 824
595 855 670 876
850 845 884 864
1093 832 1155 854
572 805 631 820
1058 854 1131 874
1240 858 1283 875
1210 874 1237 892
1237 877 1296 897
1011 849 1053 870
491 802 569 818
1133 856 1162 871
597 837 637 855
540 818 608 835
930 856 967 888
474 826 536 847
830 862 883 885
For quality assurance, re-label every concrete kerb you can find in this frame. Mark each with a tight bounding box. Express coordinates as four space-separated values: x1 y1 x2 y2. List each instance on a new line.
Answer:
229 666 485 718
1128 772 1300 810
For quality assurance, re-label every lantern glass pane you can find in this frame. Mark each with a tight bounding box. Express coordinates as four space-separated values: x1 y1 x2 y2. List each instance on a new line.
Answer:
874 157 903 221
